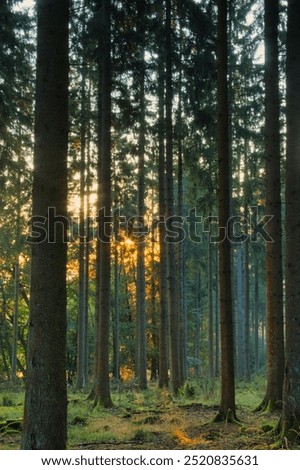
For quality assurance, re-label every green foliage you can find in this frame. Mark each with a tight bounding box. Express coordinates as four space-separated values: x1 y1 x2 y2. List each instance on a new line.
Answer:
0 380 298 449
132 428 150 443
0 386 23 424
1 396 13 407
236 375 266 409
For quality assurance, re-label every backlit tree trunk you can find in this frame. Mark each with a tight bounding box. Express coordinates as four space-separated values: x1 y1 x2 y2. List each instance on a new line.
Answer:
94 0 113 408
22 0 69 449
157 0 169 389
215 0 236 422
257 0 284 413
165 0 181 394
136 0 147 390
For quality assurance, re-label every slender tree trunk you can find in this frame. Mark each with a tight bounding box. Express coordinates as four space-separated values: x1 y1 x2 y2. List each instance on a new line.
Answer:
11 159 21 383
84 90 91 383
0 285 11 379
158 0 169 390
194 270 201 377
113 229 120 380
243 242 250 380
150 235 158 380
11 262 19 382
77 57 88 389
257 0 284 413
94 0 113 408
208 239 214 379
165 0 181 395
215 0 236 422
281 0 300 438
88 46 103 402
254 253 259 373
243 176 251 381
236 245 244 379
22 0 69 449
215 255 220 378
175 15 187 384
135 0 147 389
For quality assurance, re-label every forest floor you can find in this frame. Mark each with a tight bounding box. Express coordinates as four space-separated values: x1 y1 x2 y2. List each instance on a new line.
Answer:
0 376 298 451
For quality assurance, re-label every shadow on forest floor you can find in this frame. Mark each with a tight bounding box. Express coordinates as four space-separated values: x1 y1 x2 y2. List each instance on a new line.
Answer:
0 378 298 450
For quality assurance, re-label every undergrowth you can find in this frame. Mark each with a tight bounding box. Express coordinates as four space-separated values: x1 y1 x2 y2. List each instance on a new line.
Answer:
0 375 293 450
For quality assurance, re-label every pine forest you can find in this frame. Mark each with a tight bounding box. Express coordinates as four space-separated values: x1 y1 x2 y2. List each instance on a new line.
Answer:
1 0 300 451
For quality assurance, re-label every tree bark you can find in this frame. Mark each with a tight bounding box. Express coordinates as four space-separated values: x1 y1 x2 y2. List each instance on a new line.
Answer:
236 245 244 379
77 49 88 389
11 158 21 383
215 0 236 422
165 0 181 395
281 0 300 438
257 0 284 413
135 0 147 390
157 0 169 389
22 0 69 449
94 0 113 408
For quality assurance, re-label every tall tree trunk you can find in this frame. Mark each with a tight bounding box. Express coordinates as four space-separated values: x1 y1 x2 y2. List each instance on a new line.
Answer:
0 284 11 379
215 0 236 422
157 0 168 389
94 0 113 408
84 87 92 382
257 0 284 413
281 0 300 437
176 22 187 383
194 270 201 377
11 157 21 383
135 0 147 389
208 239 214 379
254 251 260 374
236 245 244 379
112 213 120 380
243 158 251 381
89 66 102 401
215 252 220 378
11 262 20 382
165 0 181 395
22 0 69 449
150 233 159 380
77 56 88 389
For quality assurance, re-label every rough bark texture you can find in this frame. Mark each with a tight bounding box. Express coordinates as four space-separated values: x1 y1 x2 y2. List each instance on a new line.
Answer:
177 33 187 383
257 0 284 412
77 58 88 389
22 0 69 449
136 0 147 390
281 0 300 438
216 0 236 422
157 0 169 389
165 0 181 395
94 0 113 408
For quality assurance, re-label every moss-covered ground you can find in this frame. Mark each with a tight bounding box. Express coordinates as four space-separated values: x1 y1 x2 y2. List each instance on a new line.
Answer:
0 376 297 450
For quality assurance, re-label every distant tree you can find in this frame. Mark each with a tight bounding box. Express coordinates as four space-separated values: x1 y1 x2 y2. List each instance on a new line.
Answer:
22 0 69 449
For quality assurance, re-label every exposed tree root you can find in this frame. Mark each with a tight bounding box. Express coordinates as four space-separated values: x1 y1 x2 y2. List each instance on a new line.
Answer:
93 396 114 409
254 398 282 413
213 408 239 424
